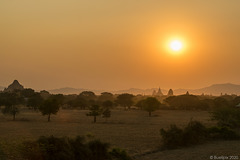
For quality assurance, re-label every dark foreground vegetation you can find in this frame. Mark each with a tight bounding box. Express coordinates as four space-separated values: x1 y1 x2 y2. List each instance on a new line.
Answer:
160 120 239 149
20 135 131 160
160 106 240 149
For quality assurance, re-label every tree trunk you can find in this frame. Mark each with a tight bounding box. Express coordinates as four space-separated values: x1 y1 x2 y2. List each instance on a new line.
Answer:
48 114 51 122
94 116 96 123
149 112 151 117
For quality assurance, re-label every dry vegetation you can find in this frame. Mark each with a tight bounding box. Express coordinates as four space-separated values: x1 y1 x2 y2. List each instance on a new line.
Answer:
0 109 239 160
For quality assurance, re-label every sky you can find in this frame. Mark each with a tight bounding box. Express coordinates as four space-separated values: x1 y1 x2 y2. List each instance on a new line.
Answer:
1 0 240 91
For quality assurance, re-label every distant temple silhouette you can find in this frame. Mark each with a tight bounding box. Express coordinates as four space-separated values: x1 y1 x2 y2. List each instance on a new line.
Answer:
4 80 24 92
152 87 174 96
152 87 163 96
167 89 174 96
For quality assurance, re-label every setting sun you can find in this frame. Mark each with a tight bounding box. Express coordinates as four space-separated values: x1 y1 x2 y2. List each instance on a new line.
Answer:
163 37 186 55
170 40 183 51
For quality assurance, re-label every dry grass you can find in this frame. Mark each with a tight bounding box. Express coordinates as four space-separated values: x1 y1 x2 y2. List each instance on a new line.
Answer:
0 109 239 159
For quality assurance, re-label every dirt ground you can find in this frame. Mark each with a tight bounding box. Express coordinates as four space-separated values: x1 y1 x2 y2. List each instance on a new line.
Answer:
0 109 239 159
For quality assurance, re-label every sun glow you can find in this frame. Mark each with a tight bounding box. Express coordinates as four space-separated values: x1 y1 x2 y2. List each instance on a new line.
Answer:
163 37 187 55
170 40 182 51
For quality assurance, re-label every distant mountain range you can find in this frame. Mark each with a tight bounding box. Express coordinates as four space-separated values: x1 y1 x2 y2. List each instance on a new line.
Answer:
48 83 240 96
183 83 240 95
48 87 166 95
1 83 240 96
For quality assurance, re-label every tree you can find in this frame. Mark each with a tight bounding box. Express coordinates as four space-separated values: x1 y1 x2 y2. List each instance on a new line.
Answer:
102 100 113 109
27 93 44 110
142 97 160 116
79 91 97 100
87 105 101 123
135 99 145 110
98 92 114 102
20 88 35 98
214 97 231 108
233 96 240 106
49 94 64 104
2 105 20 121
102 108 111 122
39 98 60 122
79 91 97 108
101 101 113 122
0 92 24 120
164 95 202 110
210 107 240 128
116 93 134 109
67 96 88 109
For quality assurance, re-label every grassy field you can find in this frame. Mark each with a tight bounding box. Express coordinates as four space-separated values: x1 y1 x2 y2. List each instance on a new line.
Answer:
0 109 239 160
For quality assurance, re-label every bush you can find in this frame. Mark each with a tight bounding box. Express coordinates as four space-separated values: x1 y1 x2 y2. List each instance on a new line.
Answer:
110 148 132 160
183 121 208 145
21 141 43 160
210 107 240 128
160 124 184 149
160 121 209 149
21 135 131 160
37 136 74 160
87 140 110 160
160 120 239 149
68 136 90 160
207 126 239 140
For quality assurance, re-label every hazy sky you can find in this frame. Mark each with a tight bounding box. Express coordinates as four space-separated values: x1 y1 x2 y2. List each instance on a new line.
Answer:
1 0 240 91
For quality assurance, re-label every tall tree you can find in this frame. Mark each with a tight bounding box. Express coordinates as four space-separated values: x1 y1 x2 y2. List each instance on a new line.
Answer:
27 93 44 110
98 92 114 102
116 93 134 109
142 97 160 116
101 100 113 121
86 105 101 123
79 91 97 108
39 98 60 122
67 96 88 109
102 108 111 122
20 88 35 98
79 91 97 100
0 92 24 120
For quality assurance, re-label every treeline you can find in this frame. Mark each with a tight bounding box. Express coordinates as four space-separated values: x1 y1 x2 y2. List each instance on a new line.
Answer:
164 94 240 110
1 88 240 121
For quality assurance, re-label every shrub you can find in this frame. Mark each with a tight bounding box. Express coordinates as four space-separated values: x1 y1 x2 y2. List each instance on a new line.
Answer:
160 124 184 149
38 136 74 160
21 135 131 160
110 148 132 160
21 141 43 160
160 120 240 150
210 107 240 128
207 126 239 140
183 121 208 145
88 140 110 160
68 136 90 160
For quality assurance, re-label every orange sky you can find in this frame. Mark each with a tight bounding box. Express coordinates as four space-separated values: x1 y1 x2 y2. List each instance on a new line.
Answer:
1 0 240 90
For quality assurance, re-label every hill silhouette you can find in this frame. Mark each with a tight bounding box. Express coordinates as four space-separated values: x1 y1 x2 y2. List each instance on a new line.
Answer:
48 83 240 95
1 82 240 95
191 83 240 95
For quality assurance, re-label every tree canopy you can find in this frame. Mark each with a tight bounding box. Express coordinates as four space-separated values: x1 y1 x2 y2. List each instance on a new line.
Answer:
141 97 160 116
39 98 60 122
116 93 134 109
